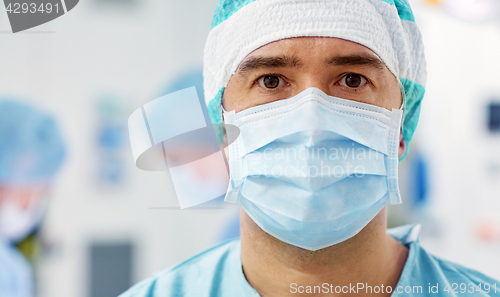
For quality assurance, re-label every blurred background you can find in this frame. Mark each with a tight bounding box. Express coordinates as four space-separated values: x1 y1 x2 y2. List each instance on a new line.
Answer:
0 0 499 296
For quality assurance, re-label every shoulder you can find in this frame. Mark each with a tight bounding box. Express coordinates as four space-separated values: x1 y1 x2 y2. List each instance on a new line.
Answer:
119 238 241 297
388 225 500 296
401 241 500 296
421 244 500 284
0 242 34 296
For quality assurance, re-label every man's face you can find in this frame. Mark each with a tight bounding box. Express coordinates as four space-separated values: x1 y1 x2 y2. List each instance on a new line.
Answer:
0 185 49 242
0 185 48 210
222 36 406 157
223 37 402 112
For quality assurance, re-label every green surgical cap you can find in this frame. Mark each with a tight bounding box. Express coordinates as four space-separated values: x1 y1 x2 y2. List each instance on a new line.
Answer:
203 0 426 160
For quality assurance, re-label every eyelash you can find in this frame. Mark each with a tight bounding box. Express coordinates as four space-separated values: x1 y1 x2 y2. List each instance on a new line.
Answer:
254 72 370 93
337 72 371 92
254 73 287 93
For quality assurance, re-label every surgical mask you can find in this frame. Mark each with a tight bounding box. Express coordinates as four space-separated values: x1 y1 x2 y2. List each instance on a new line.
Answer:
0 194 47 243
223 88 403 251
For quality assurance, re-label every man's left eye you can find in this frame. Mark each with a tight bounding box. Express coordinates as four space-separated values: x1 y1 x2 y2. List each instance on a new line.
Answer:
258 75 285 89
339 74 368 88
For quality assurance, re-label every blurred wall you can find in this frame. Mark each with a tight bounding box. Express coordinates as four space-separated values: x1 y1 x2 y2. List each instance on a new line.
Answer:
0 1 239 297
407 0 500 279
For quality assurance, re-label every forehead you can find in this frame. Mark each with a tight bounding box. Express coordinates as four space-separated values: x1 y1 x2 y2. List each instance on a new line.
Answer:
225 36 403 112
241 37 383 65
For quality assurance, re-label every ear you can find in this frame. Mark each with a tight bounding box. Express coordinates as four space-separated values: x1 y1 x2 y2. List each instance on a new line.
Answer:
398 131 406 159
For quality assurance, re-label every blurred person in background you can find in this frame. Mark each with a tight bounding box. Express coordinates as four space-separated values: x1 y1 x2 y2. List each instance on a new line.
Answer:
0 100 66 297
120 0 500 296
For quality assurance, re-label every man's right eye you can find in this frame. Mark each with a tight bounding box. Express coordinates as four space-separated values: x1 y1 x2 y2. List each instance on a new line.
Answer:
339 73 368 89
257 75 284 89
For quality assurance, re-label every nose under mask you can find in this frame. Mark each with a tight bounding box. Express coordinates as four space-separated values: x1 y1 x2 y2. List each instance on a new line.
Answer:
223 88 403 251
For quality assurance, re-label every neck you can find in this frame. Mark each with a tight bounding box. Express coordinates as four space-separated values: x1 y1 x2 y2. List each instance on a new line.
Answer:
240 208 408 297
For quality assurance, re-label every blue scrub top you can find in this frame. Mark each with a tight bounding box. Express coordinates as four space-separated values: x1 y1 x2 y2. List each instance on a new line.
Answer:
0 239 34 297
120 225 500 297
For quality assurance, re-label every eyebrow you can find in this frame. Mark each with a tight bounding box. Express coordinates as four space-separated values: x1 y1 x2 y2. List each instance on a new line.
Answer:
325 54 385 70
237 55 302 76
236 53 385 77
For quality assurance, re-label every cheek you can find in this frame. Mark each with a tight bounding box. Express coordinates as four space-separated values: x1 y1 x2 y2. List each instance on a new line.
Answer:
373 85 402 111
221 91 235 112
385 78 404 109
394 86 404 108
223 76 255 112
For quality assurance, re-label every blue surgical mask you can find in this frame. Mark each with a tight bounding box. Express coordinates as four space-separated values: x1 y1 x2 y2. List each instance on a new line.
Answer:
223 88 403 251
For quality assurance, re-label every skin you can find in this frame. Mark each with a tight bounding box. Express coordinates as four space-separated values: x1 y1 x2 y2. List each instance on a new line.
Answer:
0 185 48 209
222 37 408 296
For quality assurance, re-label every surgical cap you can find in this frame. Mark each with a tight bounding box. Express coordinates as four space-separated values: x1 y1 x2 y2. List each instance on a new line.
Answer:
0 100 66 186
203 0 426 159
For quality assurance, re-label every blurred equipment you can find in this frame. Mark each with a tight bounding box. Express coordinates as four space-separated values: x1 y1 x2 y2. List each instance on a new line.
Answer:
410 151 430 209
89 242 134 297
93 0 138 7
487 101 500 133
219 211 240 241
476 218 500 243
422 0 441 4
441 0 500 22
95 95 128 187
0 99 66 297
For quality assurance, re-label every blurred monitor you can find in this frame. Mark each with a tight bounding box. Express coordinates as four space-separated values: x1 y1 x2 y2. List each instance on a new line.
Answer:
487 102 500 133
89 242 135 297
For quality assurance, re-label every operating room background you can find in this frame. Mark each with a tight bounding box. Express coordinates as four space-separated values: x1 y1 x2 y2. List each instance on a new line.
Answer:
0 0 499 296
